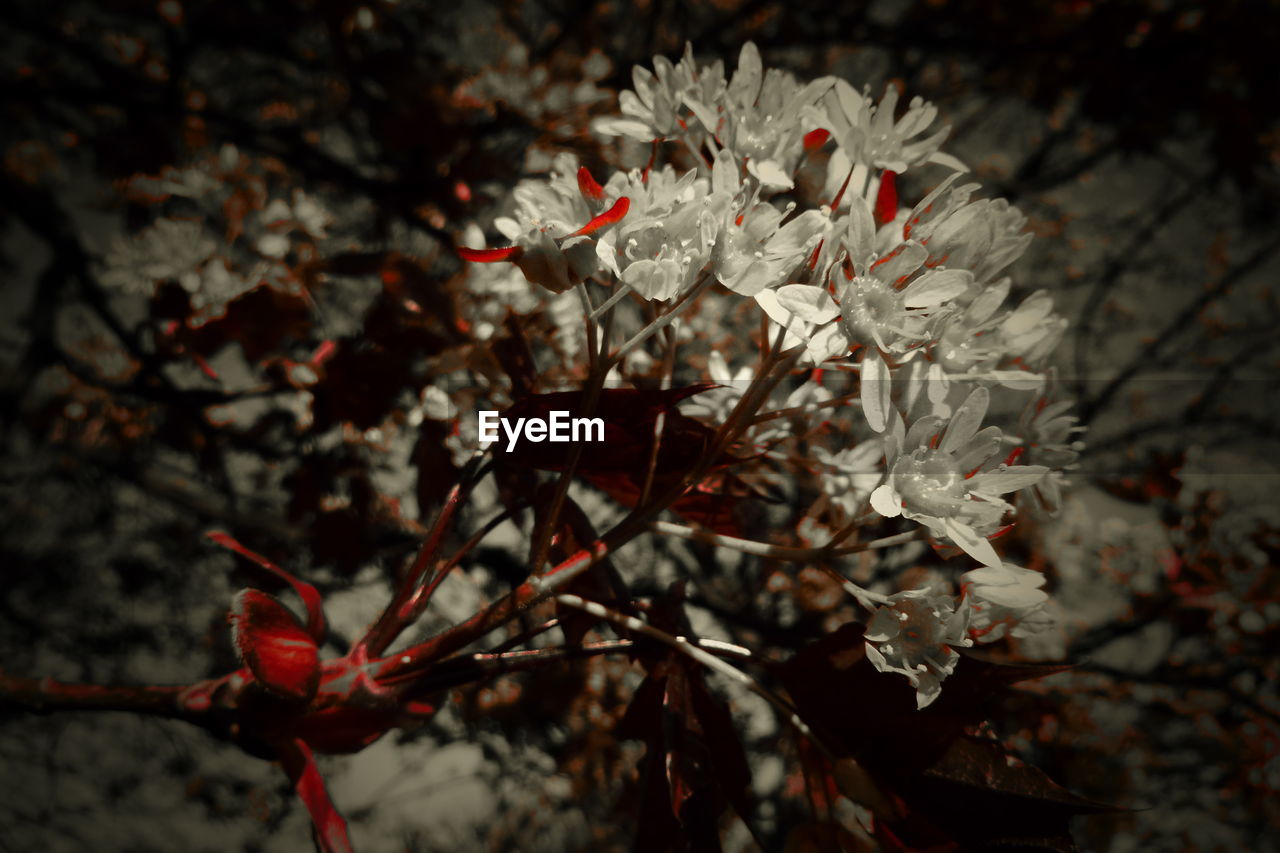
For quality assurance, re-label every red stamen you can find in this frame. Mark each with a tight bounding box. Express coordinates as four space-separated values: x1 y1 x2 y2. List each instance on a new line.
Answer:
803 128 830 152
874 170 898 226
310 339 337 365
1003 446 1025 466
988 524 1014 540
870 244 904 275
457 245 521 263
643 140 659 182
577 166 606 202
807 240 824 270
191 353 219 381
568 196 630 238
828 165 855 211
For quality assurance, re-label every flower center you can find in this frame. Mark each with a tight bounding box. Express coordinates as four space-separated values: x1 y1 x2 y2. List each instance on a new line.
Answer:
894 448 966 516
841 276 903 349
890 598 941 657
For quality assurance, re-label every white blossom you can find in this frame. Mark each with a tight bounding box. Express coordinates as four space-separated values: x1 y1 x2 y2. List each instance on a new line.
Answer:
864 587 971 709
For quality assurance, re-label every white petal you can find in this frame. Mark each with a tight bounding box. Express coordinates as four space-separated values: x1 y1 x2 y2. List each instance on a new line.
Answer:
1002 291 1055 336
748 158 794 192
864 641 890 673
904 414 943 451
967 466 1049 495
683 94 718 135
712 149 740 196
944 517 1001 567
989 370 1045 392
776 284 839 323
915 671 943 709
900 268 973 309
980 584 1049 608
952 426 1003 473
805 322 847 365
861 349 892 433
961 564 1017 586
591 116 656 141
926 360 950 405
869 483 902 518
926 150 969 172
941 386 989 454
728 42 763 106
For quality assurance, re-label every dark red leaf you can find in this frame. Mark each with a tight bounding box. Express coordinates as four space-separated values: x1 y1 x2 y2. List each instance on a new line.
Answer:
922 734 1118 814
663 664 706 818
414 421 462 512
776 624 1119 850
495 385 725 476
492 316 538 397
177 284 312 363
230 589 321 702
687 664 756 827
312 343 414 430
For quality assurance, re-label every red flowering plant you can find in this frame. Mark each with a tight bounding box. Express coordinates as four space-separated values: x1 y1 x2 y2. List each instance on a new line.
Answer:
2 38 1118 852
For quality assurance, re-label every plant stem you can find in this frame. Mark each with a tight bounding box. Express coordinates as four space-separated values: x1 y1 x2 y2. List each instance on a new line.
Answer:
651 520 923 561
555 594 838 761
357 451 490 658
606 270 713 370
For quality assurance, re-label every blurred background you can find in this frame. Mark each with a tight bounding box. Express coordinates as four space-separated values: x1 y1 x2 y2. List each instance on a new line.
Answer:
2 1 1278 850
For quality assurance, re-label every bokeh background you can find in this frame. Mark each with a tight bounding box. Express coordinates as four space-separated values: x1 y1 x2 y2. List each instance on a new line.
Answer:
2 1 1278 850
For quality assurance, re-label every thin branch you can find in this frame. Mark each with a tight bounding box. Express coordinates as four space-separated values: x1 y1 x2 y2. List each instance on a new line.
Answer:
1080 229 1280 423
555 594 839 761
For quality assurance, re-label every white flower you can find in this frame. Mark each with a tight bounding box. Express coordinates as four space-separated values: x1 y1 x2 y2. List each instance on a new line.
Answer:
902 174 1031 284
596 165 726 301
993 290 1068 368
818 81 961 174
814 440 883 517
1017 376 1086 514
754 285 846 366
869 386 1048 566
961 563 1053 643
712 44 833 185
594 41 831 188
864 587 971 709
928 281 1068 388
592 43 707 141
710 151 830 297
463 153 629 294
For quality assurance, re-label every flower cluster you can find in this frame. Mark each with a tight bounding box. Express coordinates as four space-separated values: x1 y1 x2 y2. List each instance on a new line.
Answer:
457 41 1079 709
